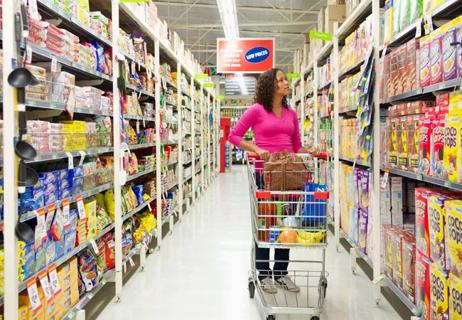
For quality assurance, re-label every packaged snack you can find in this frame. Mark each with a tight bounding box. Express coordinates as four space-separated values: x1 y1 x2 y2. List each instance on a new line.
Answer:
449 275 462 320
416 188 438 256
445 200 462 278
428 195 452 271
430 264 449 320
430 35 443 85
443 109 462 182
78 250 100 293
416 249 431 320
419 36 432 88
430 114 446 178
402 234 416 302
419 115 435 176
384 225 395 279
442 28 458 81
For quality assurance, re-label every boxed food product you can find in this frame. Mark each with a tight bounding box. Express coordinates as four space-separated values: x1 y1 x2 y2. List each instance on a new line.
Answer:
457 26 462 78
384 224 395 278
419 35 432 88
408 114 422 172
430 113 446 178
445 200 462 278
391 177 404 226
416 249 431 320
442 28 458 81
402 234 416 302
428 195 452 271
398 116 408 170
419 114 434 176
443 109 462 183
449 275 462 320
416 188 438 256
392 229 404 287
430 263 449 320
430 35 443 86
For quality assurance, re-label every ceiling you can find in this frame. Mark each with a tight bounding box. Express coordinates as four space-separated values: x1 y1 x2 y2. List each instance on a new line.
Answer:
155 0 326 71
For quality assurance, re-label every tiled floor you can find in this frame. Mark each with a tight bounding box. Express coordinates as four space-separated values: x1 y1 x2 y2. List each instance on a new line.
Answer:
98 167 401 320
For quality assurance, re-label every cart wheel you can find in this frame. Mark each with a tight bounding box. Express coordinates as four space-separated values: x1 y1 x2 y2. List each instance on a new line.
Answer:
248 281 255 299
267 315 275 320
310 316 320 320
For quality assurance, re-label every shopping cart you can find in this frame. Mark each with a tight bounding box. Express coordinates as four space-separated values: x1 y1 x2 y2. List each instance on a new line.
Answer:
246 153 329 320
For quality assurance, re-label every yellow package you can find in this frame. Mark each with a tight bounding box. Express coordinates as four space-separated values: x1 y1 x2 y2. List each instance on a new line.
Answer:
78 0 90 26
450 275 462 320
428 195 452 270
445 200 462 278
430 263 449 320
443 109 462 182
84 199 98 239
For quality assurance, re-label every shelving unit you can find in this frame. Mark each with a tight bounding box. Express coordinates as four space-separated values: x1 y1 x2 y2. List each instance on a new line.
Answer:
294 0 462 319
1 1 219 319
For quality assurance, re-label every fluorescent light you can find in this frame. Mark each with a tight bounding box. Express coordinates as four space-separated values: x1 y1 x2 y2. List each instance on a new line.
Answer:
216 0 239 39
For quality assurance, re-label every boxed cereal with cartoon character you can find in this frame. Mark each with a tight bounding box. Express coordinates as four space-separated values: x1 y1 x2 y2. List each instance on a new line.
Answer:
449 274 462 320
430 263 449 320
445 200 462 278
443 107 462 183
428 194 453 271
416 188 440 257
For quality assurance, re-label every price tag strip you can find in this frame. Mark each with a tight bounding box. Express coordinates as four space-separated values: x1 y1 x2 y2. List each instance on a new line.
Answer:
26 278 43 313
76 195 87 221
38 271 53 303
48 264 62 296
62 199 71 229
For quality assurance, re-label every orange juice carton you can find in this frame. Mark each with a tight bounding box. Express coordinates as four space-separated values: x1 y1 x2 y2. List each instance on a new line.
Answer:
449 274 462 320
430 263 449 320
445 200 462 278
416 249 431 320
428 194 453 271
443 108 462 183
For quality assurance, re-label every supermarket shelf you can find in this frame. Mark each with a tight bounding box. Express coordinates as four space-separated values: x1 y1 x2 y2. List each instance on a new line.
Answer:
126 168 155 182
120 51 147 70
126 84 156 99
165 79 178 90
382 167 462 192
340 157 371 168
166 181 178 191
25 146 114 164
166 101 178 108
162 141 178 146
37 0 113 47
339 59 364 79
124 114 155 122
302 61 314 76
382 78 461 104
319 113 330 119
183 174 193 183
383 277 419 316
61 269 115 320
24 99 113 117
318 80 332 90
20 182 114 222
431 0 462 18
316 43 333 63
29 43 112 82
167 160 178 166
383 19 421 49
339 107 358 116
123 196 156 221
183 159 193 165
128 143 156 150
336 0 372 41
17 223 115 293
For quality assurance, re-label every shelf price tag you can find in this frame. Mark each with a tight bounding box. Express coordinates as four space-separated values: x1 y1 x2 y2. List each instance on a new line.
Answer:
51 56 58 73
66 152 74 169
38 271 53 303
445 181 451 188
48 264 61 296
76 195 87 221
62 199 70 229
79 151 86 166
380 171 389 191
35 208 48 243
415 18 422 38
204 83 215 88
194 73 208 80
26 45 33 64
90 239 99 255
26 278 42 313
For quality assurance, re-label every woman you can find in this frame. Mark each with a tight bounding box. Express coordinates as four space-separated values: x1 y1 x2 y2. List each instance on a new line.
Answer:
229 68 309 294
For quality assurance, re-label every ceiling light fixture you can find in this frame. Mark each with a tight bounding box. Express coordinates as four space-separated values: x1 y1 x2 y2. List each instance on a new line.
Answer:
216 0 239 39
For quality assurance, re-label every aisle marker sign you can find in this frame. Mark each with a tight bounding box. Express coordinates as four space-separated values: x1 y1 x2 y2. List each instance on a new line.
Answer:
204 83 215 88
217 38 274 73
309 30 333 42
287 73 300 80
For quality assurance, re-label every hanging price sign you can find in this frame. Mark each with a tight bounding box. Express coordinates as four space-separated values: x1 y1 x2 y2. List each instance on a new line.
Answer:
62 199 70 228
76 195 87 221
309 30 333 41
38 271 53 303
204 83 215 88
26 278 42 313
48 264 61 296
35 208 48 243
216 95 225 100
287 72 300 80
194 73 208 80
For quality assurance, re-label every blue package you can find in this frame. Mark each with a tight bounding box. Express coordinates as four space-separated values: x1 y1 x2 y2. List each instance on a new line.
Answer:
59 169 70 181
44 191 59 206
64 229 76 254
23 243 35 279
302 184 328 225
59 187 72 200
133 185 144 206
35 243 47 273
54 237 65 259
39 171 58 185
72 177 84 195
59 177 71 191
91 41 105 72
43 182 58 195
46 238 56 265
73 166 84 178
68 209 78 231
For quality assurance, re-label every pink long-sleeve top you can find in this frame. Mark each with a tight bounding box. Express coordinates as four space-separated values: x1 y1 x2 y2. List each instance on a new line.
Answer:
228 103 302 153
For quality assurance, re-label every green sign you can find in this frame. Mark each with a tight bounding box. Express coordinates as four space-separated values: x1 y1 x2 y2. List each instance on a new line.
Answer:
194 73 208 80
204 83 215 88
287 72 300 80
309 30 333 42
216 95 225 100
120 0 148 3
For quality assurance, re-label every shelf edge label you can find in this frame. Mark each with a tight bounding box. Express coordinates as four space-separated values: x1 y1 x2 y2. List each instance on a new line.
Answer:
309 30 332 42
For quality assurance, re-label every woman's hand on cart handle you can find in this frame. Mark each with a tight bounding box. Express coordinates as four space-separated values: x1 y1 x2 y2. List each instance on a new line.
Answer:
248 147 269 161
298 146 318 155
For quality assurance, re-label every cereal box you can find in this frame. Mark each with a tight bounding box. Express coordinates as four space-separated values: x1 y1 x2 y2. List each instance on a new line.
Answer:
420 115 435 176
445 200 462 278
392 230 404 288
419 36 432 88
442 28 458 81
443 109 462 183
389 117 399 167
399 116 409 170
384 224 395 279
430 36 443 85
416 249 431 320
430 114 446 178
428 195 452 271
408 114 422 173
457 26 462 78
416 188 439 256
402 234 416 302
449 275 462 320
430 263 449 320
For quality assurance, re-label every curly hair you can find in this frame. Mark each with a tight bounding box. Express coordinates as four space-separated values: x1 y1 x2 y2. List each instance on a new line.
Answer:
255 68 289 112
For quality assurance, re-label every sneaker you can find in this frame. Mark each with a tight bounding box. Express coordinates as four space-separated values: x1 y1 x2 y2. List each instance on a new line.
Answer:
276 275 300 293
260 277 278 294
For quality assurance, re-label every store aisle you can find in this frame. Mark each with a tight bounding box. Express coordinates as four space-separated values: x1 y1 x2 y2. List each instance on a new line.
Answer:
98 167 400 320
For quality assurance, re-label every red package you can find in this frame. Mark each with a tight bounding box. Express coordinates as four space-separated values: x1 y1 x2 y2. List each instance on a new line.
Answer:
102 233 115 270
416 249 431 320
402 233 416 303
419 115 435 176
415 188 439 256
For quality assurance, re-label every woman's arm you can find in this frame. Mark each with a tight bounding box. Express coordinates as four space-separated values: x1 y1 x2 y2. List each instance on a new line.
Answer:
292 111 303 153
228 106 268 157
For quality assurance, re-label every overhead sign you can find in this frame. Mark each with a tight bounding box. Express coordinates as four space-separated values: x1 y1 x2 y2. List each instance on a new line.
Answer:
309 30 332 42
217 38 275 73
225 76 256 96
